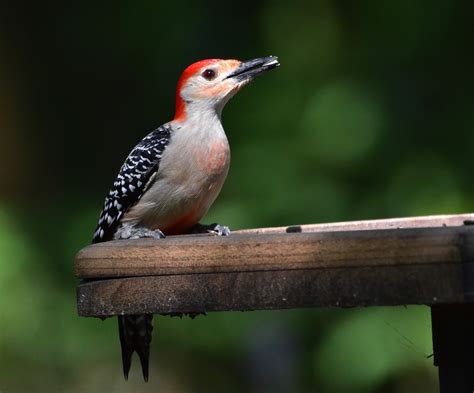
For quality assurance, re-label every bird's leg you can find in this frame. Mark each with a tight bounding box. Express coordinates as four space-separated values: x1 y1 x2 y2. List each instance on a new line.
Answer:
188 222 231 236
114 223 165 240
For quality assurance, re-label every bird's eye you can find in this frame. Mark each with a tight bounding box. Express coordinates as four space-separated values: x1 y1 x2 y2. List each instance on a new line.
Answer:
202 69 217 80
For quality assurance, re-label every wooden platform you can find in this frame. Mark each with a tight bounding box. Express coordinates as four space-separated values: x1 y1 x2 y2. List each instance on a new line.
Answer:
75 213 474 392
75 213 474 317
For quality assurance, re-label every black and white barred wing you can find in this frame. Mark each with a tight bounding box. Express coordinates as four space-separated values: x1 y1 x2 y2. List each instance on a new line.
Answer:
92 124 172 243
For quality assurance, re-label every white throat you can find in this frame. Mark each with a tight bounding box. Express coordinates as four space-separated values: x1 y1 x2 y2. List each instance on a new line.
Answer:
178 101 228 141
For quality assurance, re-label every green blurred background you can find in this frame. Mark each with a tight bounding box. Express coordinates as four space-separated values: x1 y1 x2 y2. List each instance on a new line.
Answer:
1 1 473 392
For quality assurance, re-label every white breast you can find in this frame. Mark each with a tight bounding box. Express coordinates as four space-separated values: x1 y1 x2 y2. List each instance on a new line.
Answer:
123 111 230 233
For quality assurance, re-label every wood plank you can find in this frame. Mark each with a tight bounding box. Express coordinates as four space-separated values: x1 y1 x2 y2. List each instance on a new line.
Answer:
235 213 474 234
75 225 474 279
77 262 467 317
75 214 474 316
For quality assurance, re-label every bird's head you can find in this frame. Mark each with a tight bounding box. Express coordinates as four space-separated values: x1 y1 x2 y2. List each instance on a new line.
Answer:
174 56 279 121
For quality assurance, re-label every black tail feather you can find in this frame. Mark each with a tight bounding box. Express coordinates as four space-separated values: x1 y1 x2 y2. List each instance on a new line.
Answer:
118 314 154 381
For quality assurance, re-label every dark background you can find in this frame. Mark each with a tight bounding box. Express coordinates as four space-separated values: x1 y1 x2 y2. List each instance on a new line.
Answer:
0 1 473 392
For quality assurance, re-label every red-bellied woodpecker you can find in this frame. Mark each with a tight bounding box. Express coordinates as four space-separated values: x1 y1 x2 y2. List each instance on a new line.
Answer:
92 56 280 381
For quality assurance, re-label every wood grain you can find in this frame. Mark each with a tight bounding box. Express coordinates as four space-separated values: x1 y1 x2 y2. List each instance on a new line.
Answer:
75 224 474 279
75 214 474 393
77 262 467 316
74 214 474 316
234 213 474 234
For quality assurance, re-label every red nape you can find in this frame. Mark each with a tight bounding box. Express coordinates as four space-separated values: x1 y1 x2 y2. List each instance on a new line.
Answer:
174 59 221 121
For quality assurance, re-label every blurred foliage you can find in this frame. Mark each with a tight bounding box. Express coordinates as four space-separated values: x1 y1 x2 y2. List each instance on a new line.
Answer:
0 0 473 391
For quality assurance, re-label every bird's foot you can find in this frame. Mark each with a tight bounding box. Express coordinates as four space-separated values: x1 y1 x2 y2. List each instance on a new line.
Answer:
115 224 165 240
188 223 230 236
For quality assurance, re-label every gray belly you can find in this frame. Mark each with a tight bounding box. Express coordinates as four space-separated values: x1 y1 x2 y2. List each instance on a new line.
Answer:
122 136 230 231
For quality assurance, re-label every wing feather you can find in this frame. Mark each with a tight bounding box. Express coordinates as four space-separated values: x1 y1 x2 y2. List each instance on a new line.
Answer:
92 123 173 243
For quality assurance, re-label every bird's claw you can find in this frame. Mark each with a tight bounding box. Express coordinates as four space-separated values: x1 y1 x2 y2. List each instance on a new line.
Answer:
189 223 230 236
115 225 165 240
208 224 230 236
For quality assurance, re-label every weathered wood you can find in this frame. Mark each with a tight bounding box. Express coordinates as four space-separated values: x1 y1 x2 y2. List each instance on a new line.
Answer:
75 224 474 279
77 262 468 317
235 213 474 235
75 214 474 317
75 214 474 393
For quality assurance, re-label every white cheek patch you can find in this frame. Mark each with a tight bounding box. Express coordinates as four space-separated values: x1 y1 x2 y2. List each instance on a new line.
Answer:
206 83 233 98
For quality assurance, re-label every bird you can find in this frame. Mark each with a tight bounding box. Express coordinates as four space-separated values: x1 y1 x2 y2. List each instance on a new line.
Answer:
91 56 280 381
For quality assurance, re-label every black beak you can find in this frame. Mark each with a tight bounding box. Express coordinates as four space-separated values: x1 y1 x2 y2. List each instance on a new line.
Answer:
225 56 280 81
